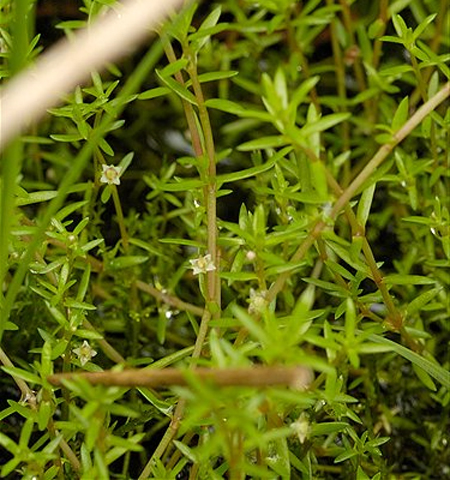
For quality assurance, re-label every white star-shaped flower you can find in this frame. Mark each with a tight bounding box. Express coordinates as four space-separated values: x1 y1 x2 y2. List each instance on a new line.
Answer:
100 164 122 185
72 340 97 366
189 253 216 275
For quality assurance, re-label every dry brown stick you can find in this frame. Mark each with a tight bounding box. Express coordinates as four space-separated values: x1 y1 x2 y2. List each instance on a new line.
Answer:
268 82 450 303
0 0 184 151
48 365 313 389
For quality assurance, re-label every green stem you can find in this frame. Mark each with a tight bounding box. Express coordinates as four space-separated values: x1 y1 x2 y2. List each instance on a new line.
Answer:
111 185 129 252
337 0 368 98
409 53 438 165
140 36 223 478
186 49 220 311
372 0 389 69
325 0 351 183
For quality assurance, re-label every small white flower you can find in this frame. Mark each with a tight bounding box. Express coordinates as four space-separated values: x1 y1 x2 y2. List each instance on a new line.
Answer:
22 390 37 407
291 413 310 444
189 253 216 275
246 250 256 261
248 288 268 314
100 164 122 185
72 340 97 366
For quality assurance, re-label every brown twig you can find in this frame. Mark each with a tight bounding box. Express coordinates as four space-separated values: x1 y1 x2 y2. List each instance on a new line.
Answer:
268 82 450 303
48 365 313 389
0 0 184 150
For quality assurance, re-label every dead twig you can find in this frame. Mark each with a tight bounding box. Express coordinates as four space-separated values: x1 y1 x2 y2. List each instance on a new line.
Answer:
48 365 313 389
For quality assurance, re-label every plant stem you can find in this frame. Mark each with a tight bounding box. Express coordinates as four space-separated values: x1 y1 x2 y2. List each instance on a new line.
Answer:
186 47 220 313
269 82 450 302
330 82 450 220
0 0 184 150
48 365 312 388
135 280 204 316
111 185 129 252
372 0 389 69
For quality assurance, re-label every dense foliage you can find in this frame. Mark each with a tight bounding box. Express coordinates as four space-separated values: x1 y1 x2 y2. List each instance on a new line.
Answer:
0 0 449 479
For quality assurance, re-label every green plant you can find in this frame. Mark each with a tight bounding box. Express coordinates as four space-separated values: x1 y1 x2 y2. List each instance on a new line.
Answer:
0 0 449 479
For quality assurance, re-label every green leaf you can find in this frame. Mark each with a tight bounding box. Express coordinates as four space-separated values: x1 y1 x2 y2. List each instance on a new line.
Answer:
41 341 53 376
345 298 356 340
173 440 198 463
197 5 222 32
391 96 409 131
81 239 104 253
50 133 84 142
196 70 239 83
54 200 88 221
118 151 134 173
0 431 18 453
220 271 258 282
238 135 290 151
357 183 376 227
64 299 97 310
356 467 371 480
231 304 270 345
205 98 272 122
158 238 203 248
204 98 245 115
218 147 291 184
189 5 223 51
310 422 349 436
155 70 198 105
56 20 85 30
129 238 163 257
137 388 174 416
310 161 328 200
45 302 69 327
413 13 437 41
406 287 442 315
101 184 112 203
16 190 58 206
38 401 52 430
98 137 114 156
189 24 229 51
156 177 204 192
384 274 436 285
107 256 149 270
412 364 436 391
274 67 289 110
158 58 188 78
166 2 197 43
1 366 42 385
288 76 320 122
266 437 290 478
367 333 450 388
368 18 385 39
4 321 18 331
379 35 405 45
392 14 409 40
335 449 358 463
1 457 21 477
138 86 170 100
300 113 351 136
73 329 103 339
324 239 370 276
